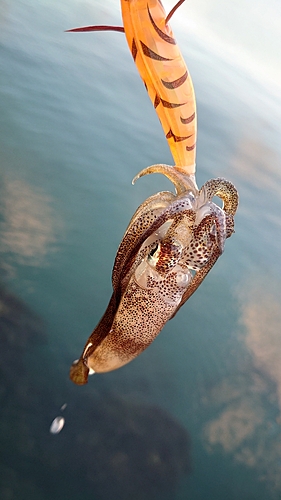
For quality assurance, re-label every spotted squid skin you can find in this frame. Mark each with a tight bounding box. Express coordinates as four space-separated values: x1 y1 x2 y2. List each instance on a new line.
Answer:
69 168 238 384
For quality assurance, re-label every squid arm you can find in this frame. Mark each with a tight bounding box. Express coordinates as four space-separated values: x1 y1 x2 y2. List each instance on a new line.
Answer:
170 246 221 320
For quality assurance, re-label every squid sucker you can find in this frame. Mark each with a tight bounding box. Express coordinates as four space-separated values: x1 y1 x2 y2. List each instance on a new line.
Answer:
68 0 239 385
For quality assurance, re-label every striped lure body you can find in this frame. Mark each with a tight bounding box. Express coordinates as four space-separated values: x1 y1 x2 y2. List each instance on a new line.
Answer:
68 1 239 384
121 0 196 175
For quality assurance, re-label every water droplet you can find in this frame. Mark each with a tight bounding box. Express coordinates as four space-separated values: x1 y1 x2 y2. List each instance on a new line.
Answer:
50 416 65 434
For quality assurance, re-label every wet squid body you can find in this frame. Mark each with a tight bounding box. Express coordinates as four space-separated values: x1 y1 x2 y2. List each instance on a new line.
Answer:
69 0 239 385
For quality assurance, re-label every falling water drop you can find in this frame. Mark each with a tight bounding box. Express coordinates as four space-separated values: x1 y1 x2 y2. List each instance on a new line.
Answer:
50 416 65 434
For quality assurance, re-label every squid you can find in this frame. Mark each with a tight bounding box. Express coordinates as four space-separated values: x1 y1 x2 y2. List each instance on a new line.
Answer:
68 0 239 385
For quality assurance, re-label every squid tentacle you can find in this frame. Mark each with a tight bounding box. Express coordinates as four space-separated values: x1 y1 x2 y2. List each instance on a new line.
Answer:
132 163 198 195
170 245 222 318
200 178 239 215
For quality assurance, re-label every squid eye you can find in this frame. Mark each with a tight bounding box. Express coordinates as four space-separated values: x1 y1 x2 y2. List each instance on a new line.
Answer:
147 242 160 266
149 243 159 257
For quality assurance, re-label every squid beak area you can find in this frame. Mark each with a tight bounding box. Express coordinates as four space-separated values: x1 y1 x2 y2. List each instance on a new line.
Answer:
69 358 89 385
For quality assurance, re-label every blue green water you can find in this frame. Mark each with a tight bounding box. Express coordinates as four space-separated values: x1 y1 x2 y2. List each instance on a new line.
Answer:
1 1 281 499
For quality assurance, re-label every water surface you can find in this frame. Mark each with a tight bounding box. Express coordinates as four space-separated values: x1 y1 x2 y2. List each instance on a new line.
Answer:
1 1 281 499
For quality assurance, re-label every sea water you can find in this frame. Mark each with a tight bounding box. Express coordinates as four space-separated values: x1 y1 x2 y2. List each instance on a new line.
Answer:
1 1 281 499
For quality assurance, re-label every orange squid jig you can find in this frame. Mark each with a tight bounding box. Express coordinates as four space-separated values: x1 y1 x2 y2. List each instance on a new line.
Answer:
67 0 239 384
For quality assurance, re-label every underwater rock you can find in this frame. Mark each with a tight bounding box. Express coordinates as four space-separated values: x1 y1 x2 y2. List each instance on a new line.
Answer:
0 283 47 500
0 286 44 345
0 284 45 401
0 282 191 500
45 394 191 500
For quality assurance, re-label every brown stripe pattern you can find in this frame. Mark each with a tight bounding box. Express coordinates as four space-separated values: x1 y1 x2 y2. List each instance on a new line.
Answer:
160 98 186 109
140 40 172 61
161 71 188 89
180 112 195 124
185 143 196 151
131 38 138 61
147 4 176 44
166 130 193 142
154 93 161 108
